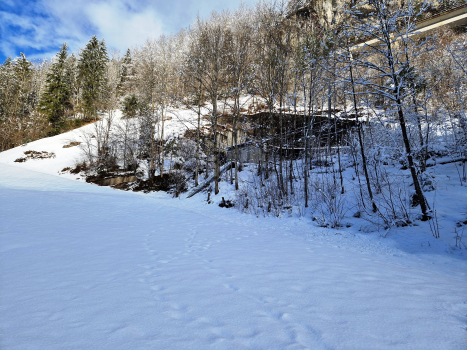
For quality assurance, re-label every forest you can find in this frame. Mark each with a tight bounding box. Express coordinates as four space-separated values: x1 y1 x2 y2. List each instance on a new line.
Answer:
1 0 467 230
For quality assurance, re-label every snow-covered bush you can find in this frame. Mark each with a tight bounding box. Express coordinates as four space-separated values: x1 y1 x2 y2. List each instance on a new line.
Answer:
311 174 347 228
365 167 412 228
235 163 304 217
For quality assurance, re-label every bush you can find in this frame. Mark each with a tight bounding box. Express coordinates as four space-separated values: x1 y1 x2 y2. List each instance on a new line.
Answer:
121 95 139 118
311 175 347 228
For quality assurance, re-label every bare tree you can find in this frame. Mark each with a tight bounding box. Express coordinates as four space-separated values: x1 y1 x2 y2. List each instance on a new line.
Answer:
345 0 431 220
339 33 378 213
133 40 162 182
253 0 295 194
188 12 231 194
294 27 328 207
151 35 185 176
225 5 255 190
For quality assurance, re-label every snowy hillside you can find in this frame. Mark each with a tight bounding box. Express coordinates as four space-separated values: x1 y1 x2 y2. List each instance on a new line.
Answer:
1 117 467 349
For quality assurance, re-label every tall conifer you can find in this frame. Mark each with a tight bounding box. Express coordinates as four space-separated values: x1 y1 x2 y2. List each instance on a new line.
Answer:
39 43 72 133
118 48 133 96
78 35 109 120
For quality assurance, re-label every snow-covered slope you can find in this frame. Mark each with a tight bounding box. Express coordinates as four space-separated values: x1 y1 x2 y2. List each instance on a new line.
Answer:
0 122 94 181
1 120 467 349
0 108 203 181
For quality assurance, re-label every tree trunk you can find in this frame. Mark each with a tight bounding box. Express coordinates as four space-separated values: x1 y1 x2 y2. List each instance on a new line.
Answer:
234 95 239 190
396 100 430 220
160 104 165 177
195 98 201 187
212 98 219 195
279 94 285 195
347 51 378 213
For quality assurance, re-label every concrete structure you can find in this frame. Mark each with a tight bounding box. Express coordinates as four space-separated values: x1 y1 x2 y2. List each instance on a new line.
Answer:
289 0 466 34
352 3 467 51
415 3 467 35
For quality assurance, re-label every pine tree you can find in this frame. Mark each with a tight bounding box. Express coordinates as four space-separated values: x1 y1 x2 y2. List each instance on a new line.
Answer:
0 57 15 122
118 48 133 96
14 53 34 119
0 57 18 150
78 35 109 121
0 54 46 150
39 43 72 133
66 53 80 114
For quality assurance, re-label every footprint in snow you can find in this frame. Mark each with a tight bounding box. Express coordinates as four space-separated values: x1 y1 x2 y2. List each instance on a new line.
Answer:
223 284 239 292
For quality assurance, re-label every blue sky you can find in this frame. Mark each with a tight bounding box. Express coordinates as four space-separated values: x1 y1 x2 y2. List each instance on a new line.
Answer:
0 0 260 62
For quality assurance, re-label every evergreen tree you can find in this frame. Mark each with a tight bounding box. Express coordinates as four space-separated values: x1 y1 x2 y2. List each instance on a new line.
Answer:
39 43 72 133
0 57 15 122
66 53 80 113
0 57 18 150
0 54 47 150
78 35 109 121
13 53 34 119
118 48 133 96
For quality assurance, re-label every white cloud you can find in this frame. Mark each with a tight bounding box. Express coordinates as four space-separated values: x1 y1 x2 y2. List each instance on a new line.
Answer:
35 0 165 55
0 10 59 59
1 0 261 60
84 1 163 52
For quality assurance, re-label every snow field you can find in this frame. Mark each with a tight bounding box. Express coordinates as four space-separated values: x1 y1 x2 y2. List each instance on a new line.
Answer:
1 163 466 349
1 108 467 349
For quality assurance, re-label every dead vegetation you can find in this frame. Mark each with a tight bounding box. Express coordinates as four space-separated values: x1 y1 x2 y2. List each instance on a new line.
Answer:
108 172 187 196
14 150 56 162
63 141 81 148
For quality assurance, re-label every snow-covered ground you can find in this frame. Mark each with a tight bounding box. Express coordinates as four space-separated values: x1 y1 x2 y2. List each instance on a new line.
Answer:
1 118 467 349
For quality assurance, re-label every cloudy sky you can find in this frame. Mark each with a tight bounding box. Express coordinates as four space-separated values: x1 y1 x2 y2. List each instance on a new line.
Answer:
0 0 260 62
